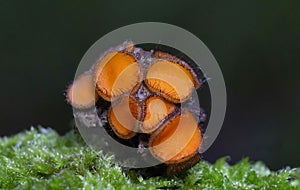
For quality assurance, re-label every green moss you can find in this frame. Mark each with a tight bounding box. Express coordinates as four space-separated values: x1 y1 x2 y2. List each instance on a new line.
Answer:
0 128 299 190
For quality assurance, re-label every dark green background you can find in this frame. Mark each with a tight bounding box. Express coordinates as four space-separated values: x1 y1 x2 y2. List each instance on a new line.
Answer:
0 0 299 169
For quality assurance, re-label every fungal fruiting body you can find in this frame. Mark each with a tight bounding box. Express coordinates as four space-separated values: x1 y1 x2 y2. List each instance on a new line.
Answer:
94 51 141 102
66 42 206 176
145 51 200 103
149 110 202 164
108 95 139 139
140 95 176 134
66 73 98 109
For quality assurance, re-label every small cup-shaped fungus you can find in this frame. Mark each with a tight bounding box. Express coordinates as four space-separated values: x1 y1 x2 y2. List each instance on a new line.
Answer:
108 95 139 139
94 51 141 102
145 51 200 103
140 96 176 134
66 73 98 109
149 110 202 164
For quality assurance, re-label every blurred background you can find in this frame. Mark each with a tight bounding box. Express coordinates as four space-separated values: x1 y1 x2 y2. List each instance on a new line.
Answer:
0 1 299 169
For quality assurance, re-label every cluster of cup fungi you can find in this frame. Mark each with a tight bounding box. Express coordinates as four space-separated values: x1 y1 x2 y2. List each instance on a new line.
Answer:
66 41 207 176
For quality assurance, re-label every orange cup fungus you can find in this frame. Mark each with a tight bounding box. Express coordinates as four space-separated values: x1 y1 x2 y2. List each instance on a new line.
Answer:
94 51 141 102
145 51 201 103
108 95 139 139
66 72 98 109
140 96 176 134
149 110 202 164
66 42 205 176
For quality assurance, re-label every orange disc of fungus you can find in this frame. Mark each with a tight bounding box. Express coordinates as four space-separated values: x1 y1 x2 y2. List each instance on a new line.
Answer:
152 51 201 90
108 96 139 139
140 96 176 134
94 51 141 102
66 73 98 109
145 60 199 103
149 110 202 164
